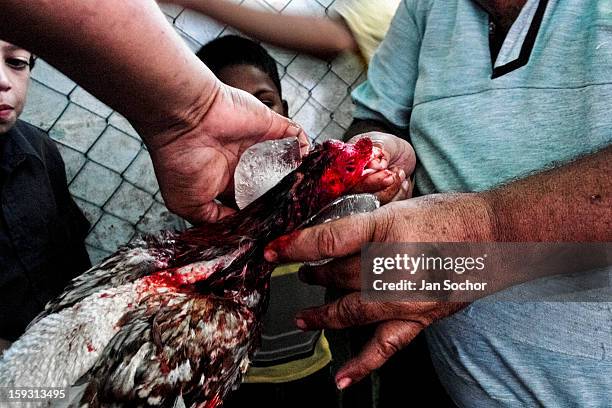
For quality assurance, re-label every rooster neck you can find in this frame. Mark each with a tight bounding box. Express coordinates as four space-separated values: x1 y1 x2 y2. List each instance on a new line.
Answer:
177 171 307 254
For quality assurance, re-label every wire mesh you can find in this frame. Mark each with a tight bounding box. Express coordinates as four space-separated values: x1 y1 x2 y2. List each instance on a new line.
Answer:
21 0 365 263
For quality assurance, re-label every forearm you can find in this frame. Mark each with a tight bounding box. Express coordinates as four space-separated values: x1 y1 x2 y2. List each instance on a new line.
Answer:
0 0 218 139
178 0 356 58
484 145 611 241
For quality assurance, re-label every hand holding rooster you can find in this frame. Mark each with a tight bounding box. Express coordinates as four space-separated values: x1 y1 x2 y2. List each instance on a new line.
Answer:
0 0 309 224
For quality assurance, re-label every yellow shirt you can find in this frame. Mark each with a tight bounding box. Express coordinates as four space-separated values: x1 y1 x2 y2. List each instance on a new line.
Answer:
244 264 332 383
333 0 401 63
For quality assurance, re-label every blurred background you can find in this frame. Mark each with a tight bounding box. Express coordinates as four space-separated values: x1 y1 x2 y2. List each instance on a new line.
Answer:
21 0 365 263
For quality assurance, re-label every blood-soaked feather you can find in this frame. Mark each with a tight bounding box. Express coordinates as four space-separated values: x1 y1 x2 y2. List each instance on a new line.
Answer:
0 138 377 408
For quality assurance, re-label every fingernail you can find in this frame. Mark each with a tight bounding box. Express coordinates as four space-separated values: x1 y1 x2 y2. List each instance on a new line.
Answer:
286 123 303 138
264 249 278 263
295 318 307 330
401 180 410 191
399 169 406 180
337 377 352 390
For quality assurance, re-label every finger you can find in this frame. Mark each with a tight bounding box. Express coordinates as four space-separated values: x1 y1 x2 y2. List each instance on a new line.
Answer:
373 167 406 204
390 180 408 202
264 211 378 263
335 320 421 388
283 118 310 147
188 201 236 225
391 178 413 202
297 298 462 331
365 148 388 171
295 293 403 330
350 169 396 194
260 111 310 149
298 255 361 290
294 125 311 157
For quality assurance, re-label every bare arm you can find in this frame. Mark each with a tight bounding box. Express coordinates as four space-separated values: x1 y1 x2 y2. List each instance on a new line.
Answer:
0 0 215 139
262 145 611 387
171 0 358 59
487 144 611 241
0 0 306 223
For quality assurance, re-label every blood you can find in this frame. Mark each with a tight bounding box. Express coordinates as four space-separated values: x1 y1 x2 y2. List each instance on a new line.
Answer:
138 262 224 295
266 138 376 257
87 342 96 352
205 395 222 408
143 271 190 287
318 138 373 200
159 357 171 375
265 230 301 259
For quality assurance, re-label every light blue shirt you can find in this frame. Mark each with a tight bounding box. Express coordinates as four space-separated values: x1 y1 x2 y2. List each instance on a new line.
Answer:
352 0 612 406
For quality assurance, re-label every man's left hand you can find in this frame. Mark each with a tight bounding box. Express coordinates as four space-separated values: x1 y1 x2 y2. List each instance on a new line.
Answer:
264 193 495 388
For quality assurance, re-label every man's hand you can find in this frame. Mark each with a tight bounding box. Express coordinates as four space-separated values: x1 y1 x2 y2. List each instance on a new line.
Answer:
264 193 494 388
147 83 308 224
348 132 416 203
0 0 310 225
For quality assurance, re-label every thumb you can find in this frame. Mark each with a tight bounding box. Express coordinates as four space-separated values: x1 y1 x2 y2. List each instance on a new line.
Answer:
185 200 236 225
264 212 377 263
264 112 310 156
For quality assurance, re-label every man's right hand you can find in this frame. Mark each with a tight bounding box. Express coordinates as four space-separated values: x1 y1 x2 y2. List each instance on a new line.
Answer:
147 82 309 224
0 0 310 225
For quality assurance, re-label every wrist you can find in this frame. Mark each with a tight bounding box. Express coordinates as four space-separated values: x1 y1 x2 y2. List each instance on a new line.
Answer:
140 78 222 151
456 192 497 242
480 189 514 242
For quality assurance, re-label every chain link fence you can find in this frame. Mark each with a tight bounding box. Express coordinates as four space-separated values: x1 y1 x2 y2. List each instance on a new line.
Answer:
21 0 364 263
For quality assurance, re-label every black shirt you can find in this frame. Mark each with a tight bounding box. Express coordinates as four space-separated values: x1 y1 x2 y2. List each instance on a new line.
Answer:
0 120 91 341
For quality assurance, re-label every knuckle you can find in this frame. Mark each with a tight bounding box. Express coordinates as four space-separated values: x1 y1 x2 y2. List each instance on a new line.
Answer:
370 211 391 241
376 336 401 360
335 297 360 327
351 362 371 380
316 226 339 257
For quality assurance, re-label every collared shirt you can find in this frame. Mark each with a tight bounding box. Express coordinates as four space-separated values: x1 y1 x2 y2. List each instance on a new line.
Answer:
0 120 90 341
352 0 612 406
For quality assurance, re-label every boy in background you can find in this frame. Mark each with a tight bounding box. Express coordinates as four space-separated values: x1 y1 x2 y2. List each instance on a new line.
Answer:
0 40 91 350
196 35 337 407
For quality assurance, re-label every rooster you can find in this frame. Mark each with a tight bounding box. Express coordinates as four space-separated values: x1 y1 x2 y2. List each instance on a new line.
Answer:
0 138 379 408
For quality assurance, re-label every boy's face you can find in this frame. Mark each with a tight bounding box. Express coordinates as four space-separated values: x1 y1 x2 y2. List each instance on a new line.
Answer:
0 41 31 134
217 64 288 117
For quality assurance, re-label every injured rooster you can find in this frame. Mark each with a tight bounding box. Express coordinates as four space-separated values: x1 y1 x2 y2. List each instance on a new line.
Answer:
0 137 383 408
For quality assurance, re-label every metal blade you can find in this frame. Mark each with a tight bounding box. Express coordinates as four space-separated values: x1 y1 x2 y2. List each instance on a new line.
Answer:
300 193 380 229
300 194 380 266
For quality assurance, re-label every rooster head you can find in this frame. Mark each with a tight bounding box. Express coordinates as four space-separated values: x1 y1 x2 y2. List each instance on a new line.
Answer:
314 138 374 201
